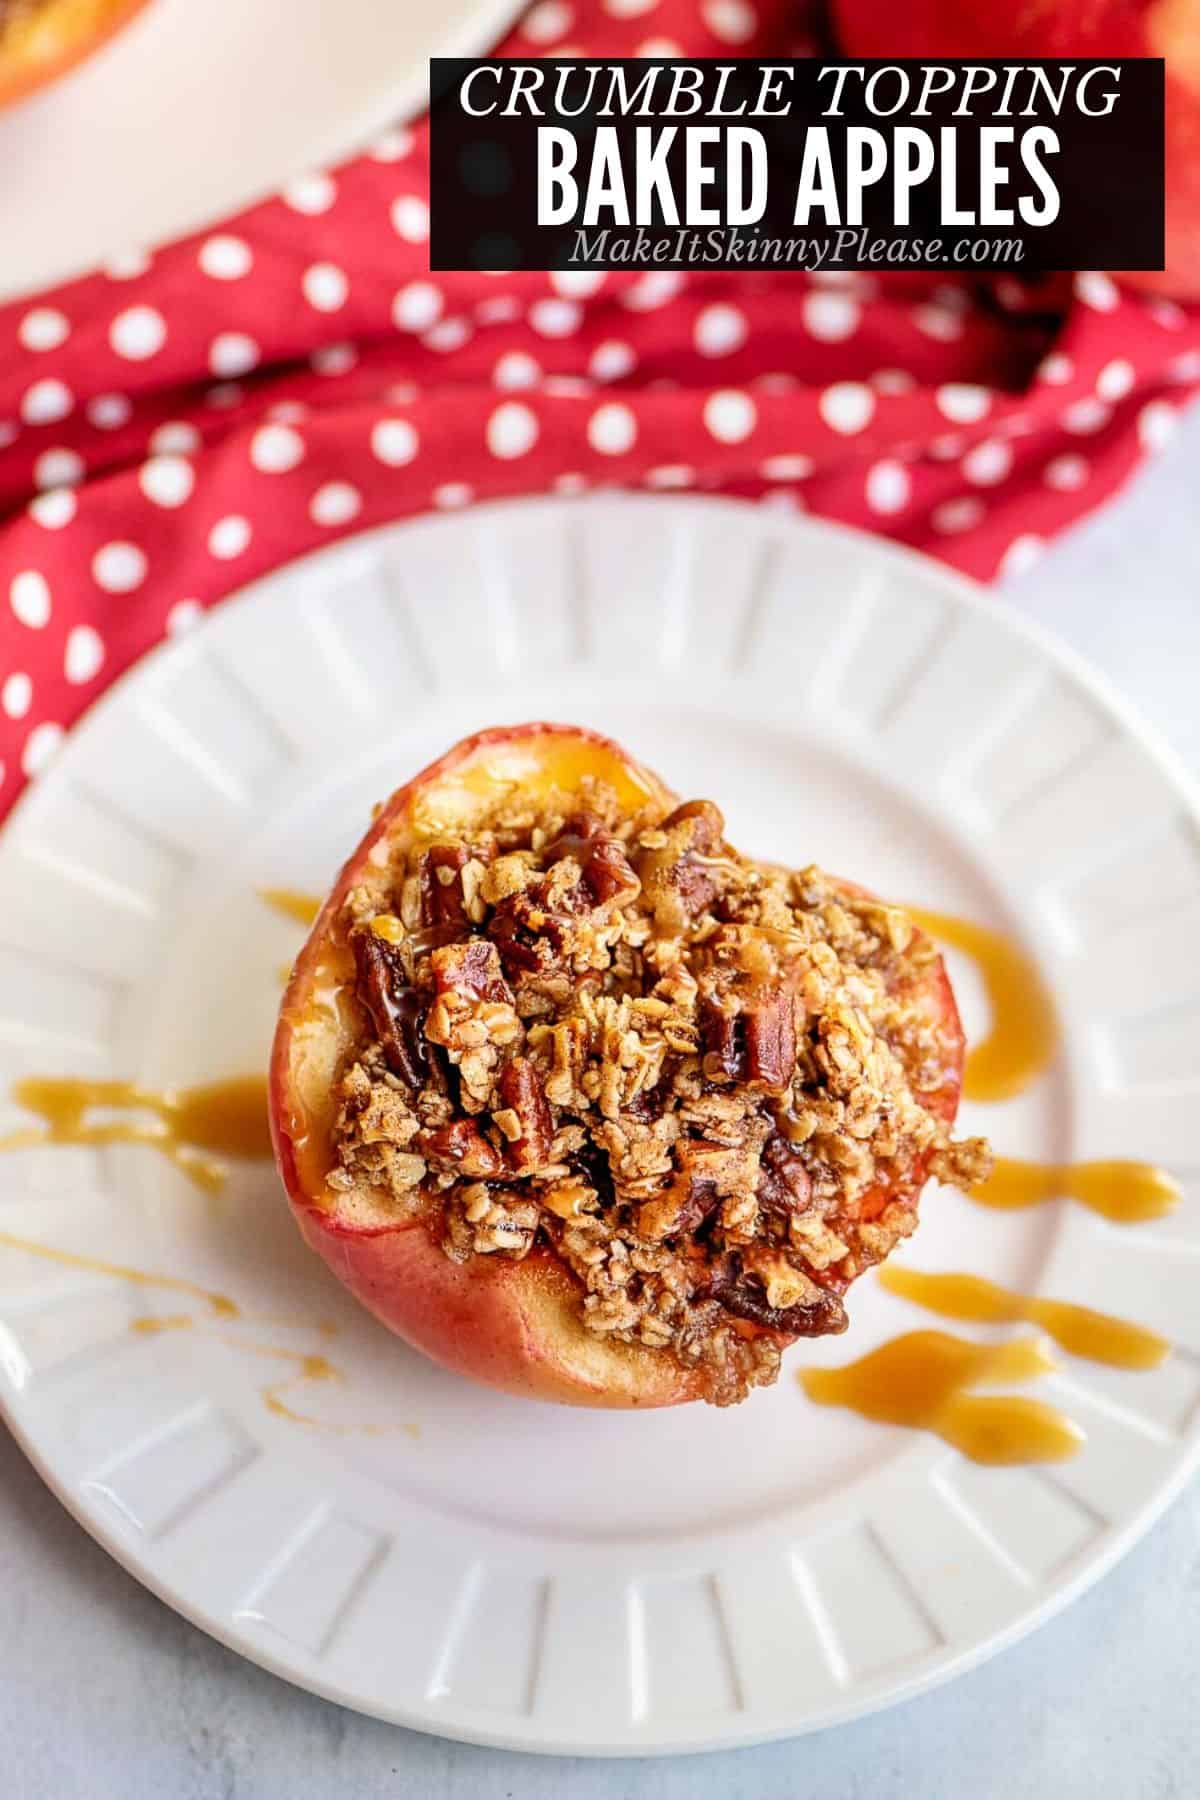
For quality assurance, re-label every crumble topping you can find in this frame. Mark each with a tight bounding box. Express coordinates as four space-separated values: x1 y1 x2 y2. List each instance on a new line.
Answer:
327 780 990 1405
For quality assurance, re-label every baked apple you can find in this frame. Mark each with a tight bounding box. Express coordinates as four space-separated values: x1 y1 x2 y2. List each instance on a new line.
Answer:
0 0 151 109
270 725 987 1408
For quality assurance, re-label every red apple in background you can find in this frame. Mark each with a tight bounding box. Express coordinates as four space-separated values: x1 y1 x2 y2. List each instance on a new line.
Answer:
830 0 1200 297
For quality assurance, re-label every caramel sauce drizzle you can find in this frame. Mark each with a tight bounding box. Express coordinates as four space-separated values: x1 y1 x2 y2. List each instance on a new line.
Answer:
0 1241 403 1434
259 887 321 927
910 907 1179 1226
0 1167 405 1437
130 1313 194 1335
0 892 1178 1462
131 1314 406 1434
261 889 322 989
878 1265 1169 1370
237 1338 344 1425
128 1311 374 1429
136 1316 362 1430
800 1330 1084 1464
971 1156 1180 1225
0 1074 272 1194
0 1230 239 1317
908 906 1059 1103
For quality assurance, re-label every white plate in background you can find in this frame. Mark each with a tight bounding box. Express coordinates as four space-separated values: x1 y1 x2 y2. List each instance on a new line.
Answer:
0 0 523 299
0 496 1197 1753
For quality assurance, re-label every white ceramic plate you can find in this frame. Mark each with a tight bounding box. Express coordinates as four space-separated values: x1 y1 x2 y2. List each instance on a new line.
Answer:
0 0 523 299
1 496 1198 1755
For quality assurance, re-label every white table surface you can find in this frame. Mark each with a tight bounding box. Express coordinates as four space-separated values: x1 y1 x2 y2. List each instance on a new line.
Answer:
3 408 1199 1797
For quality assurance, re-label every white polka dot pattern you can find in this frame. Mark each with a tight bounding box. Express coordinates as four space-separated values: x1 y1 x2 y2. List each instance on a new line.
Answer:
34 449 85 490
92 543 147 593
19 309 70 353
865 460 910 515
207 517 252 560
393 284 443 333
199 236 254 281
371 420 419 467
0 0 1195 826
703 390 756 444
109 306 167 361
487 402 540 459
250 425 306 473
309 483 362 527
142 454 194 507
694 305 748 357
587 402 638 454
209 334 260 379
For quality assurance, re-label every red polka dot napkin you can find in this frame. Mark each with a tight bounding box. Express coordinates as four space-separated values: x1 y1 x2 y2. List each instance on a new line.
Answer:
1 0 1198 825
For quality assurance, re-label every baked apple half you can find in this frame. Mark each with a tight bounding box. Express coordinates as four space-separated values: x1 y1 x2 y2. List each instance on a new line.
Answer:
270 724 987 1408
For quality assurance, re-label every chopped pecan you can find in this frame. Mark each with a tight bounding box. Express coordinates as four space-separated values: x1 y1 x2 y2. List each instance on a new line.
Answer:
706 1254 847 1338
758 1134 814 1215
636 799 725 932
497 1057 554 1174
544 812 640 907
430 938 513 1007
425 939 522 1105
487 890 574 977
700 995 743 1080
701 985 797 1087
664 799 723 854
419 843 471 932
745 987 797 1086
669 1179 724 1239
638 1179 718 1244
352 932 428 1092
638 1138 760 1242
417 1118 505 1178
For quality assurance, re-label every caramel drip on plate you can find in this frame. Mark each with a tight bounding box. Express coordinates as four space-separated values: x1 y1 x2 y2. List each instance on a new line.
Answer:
908 907 1059 1102
0 1230 239 1316
259 887 322 927
800 1330 1083 1464
878 1266 1169 1370
228 1337 344 1424
130 1313 193 1335
124 1312 411 1435
231 1341 404 1437
0 1074 272 1194
971 1156 1181 1225
129 1314 362 1431
214 1330 401 1435
0 886 1173 1457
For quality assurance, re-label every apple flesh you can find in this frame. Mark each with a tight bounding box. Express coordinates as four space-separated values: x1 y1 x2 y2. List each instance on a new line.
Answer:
831 0 1200 298
270 724 966 1408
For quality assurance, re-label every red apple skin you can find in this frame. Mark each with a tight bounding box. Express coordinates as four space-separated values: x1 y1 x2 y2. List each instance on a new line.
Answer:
292 1214 704 1407
830 0 1200 298
270 724 966 1409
